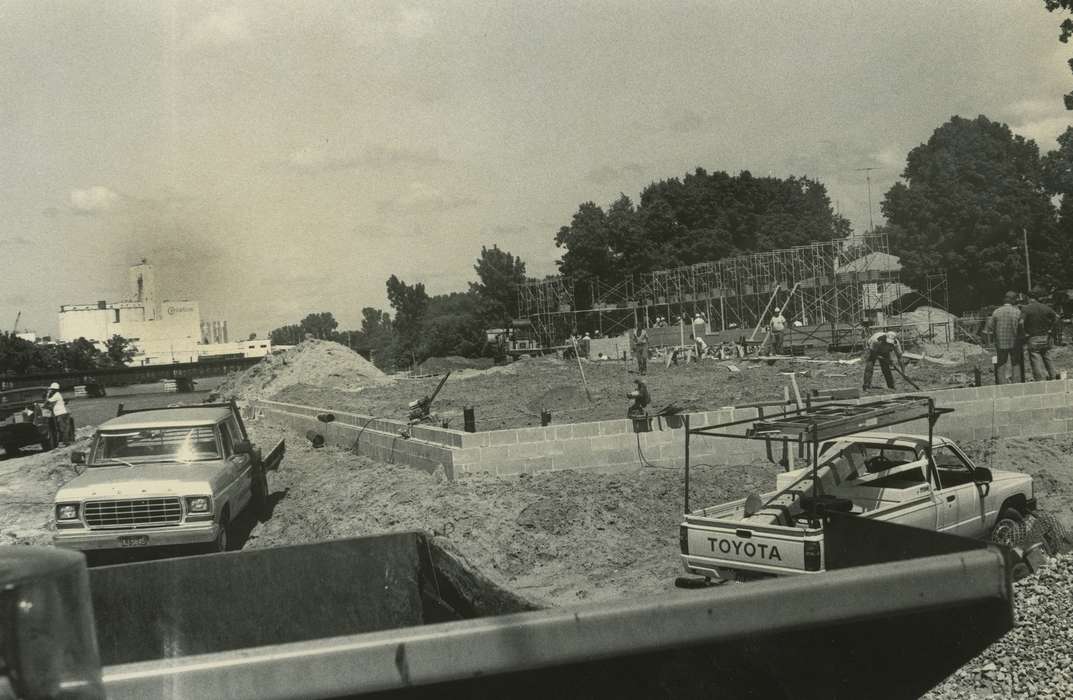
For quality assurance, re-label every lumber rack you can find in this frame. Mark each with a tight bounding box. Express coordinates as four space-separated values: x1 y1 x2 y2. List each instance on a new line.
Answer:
682 395 954 513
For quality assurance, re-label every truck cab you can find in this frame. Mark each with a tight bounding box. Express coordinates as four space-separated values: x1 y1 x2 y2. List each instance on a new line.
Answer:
52 403 282 556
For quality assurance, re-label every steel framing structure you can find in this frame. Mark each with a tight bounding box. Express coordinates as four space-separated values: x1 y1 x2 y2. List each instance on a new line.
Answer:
516 234 949 347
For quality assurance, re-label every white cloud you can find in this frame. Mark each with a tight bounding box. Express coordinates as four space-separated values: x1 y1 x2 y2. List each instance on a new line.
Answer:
187 7 251 47
1012 116 1070 149
873 145 904 170
69 186 120 214
377 182 476 214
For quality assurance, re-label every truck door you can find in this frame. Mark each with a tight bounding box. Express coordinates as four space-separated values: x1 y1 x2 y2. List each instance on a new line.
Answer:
220 419 252 512
932 445 984 537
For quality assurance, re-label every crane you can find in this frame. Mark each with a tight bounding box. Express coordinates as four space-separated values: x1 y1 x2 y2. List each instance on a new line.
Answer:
853 167 880 233
12 311 20 335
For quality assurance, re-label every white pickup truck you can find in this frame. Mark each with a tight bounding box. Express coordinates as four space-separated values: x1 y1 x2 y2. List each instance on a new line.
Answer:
53 402 283 556
680 408 1038 582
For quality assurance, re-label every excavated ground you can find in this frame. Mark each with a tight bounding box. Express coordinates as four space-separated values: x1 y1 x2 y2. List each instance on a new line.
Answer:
4 344 1073 695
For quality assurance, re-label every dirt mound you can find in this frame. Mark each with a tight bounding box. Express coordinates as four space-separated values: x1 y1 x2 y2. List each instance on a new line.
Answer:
416 356 494 375
890 306 957 338
921 340 987 360
0 441 86 546
215 339 391 402
527 385 591 414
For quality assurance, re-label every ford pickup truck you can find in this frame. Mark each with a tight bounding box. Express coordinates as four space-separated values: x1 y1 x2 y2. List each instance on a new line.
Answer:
679 396 1037 582
52 402 283 556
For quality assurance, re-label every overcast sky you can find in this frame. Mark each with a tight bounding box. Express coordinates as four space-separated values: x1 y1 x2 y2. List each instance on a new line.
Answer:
1 1 1070 339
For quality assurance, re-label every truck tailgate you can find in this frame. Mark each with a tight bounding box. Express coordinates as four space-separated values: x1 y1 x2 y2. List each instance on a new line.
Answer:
684 517 816 576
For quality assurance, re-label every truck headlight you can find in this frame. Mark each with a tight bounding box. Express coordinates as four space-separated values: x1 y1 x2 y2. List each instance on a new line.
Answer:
56 504 79 520
186 496 211 513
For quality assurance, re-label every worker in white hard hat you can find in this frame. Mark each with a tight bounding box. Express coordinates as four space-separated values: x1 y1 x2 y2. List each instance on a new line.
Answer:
863 331 905 391
769 306 787 355
45 382 73 446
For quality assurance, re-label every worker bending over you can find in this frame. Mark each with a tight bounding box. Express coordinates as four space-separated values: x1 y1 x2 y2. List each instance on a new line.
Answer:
862 331 904 391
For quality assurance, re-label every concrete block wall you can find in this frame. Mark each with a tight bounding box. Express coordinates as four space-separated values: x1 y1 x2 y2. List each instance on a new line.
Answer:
254 399 460 478
255 381 1073 480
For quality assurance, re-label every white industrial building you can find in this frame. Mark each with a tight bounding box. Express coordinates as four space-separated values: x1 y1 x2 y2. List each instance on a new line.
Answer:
57 261 267 365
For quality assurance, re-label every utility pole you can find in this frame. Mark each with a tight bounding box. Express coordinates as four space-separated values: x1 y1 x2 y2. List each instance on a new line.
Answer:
1023 228 1032 292
854 167 880 233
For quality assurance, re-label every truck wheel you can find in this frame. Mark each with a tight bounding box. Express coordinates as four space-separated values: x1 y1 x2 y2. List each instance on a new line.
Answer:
252 471 271 522
1 442 18 456
1029 511 1069 555
207 512 230 553
990 509 1027 548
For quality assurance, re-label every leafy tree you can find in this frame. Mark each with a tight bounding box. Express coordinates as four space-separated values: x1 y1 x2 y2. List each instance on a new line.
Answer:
386 275 429 367
469 245 527 327
355 307 396 370
882 115 1060 311
269 323 303 346
248 333 257 341
299 312 339 340
0 332 55 374
104 334 135 366
554 169 849 305
1043 0 1073 109
418 292 486 359
54 338 108 372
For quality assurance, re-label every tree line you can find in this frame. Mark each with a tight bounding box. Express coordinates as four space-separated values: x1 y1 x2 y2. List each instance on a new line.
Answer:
0 334 135 375
272 118 1073 371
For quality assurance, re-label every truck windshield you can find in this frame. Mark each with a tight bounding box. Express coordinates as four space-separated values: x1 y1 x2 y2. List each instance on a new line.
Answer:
91 426 221 465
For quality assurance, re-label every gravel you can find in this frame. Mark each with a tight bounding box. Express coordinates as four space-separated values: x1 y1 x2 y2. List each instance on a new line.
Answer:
925 554 1073 699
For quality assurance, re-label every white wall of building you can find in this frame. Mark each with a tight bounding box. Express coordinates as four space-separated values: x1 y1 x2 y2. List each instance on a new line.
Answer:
198 339 273 359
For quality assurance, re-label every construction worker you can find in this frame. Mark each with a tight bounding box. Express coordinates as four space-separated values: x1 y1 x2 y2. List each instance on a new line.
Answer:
626 379 651 418
984 291 1023 385
45 382 74 446
862 331 904 391
692 313 706 339
769 306 787 354
630 326 649 375
1021 288 1059 381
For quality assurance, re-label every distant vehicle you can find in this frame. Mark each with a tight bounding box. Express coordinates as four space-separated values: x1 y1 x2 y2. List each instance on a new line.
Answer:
679 397 1038 583
0 386 56 455
52 402 284 556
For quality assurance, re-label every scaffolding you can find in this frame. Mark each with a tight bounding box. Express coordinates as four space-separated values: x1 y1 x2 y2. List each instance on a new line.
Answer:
516 234 950 348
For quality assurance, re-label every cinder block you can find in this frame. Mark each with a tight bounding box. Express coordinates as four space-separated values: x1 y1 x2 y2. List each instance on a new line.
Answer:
590 434 628 452
571 422 600 438
1019 396 1043 410
555 426 574 440
515 427 550 444
488 430 519 446
599 420 628 436
460 432 490 449
1023 382 1047 396
479 445 510 465
975 386 997 400
497 460 526 476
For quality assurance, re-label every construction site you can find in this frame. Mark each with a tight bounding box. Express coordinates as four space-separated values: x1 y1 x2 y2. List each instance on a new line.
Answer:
5 324 1073 698
515 233 954 353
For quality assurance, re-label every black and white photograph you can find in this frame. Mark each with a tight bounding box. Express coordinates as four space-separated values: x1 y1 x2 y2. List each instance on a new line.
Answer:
3 2 1073 698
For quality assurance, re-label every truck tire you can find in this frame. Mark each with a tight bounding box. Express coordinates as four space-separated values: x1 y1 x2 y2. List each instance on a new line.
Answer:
252 470 271 522
207 510 230 554
990 508 1027 548
1029 511 1069 555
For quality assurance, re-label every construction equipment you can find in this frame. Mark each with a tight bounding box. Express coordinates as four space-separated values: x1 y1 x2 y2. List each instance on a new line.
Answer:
408 371 451 424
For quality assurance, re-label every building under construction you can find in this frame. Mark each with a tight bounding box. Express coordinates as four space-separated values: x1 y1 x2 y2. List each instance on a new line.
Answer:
515 234 949 349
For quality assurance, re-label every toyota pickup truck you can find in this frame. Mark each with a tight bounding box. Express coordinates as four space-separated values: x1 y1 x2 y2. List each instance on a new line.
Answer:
52 402 283 556
679 396 1038 583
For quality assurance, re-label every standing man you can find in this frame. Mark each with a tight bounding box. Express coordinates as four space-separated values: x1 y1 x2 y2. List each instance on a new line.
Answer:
985 291 1023 385
630 326 649 375
862 331 905 390
1021 288 1059 381
45 382 74 446
769 306 787 355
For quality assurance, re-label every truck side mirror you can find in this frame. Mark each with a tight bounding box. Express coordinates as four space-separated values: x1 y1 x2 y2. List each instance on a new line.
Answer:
233 440 252 455
973 467 993 484
71 451 85 465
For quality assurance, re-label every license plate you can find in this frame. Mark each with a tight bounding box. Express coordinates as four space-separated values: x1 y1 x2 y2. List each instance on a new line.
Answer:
118 535 149 548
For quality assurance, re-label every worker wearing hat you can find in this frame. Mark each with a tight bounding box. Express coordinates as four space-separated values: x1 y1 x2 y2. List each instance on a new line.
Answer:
862 331 904 391
769 306 787 355
45 382 74 446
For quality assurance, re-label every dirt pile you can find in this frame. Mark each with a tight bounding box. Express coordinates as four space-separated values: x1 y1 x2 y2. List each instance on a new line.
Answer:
0 441 87 546
891 305 958 337
416 356 494 375
245 421 781 606
215 340 391 402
